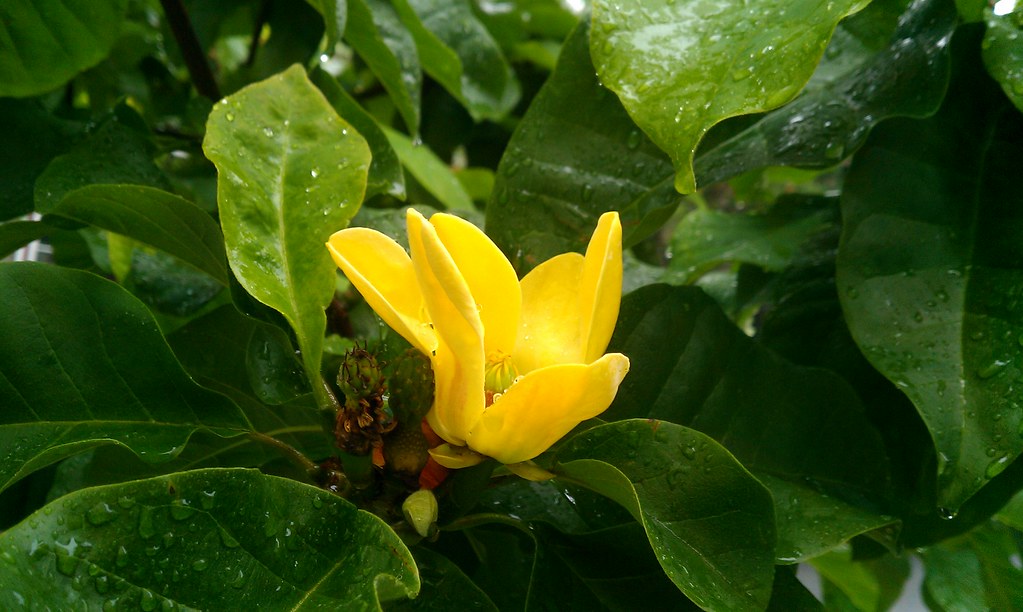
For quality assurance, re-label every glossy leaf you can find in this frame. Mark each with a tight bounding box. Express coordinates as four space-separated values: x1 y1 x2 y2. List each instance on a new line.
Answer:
590 0 868 193
0 468 419 609
667 196 836 283
345 0 422 134
555 420 776 611
606 284 894 562
383 127 474 211
35 117 171 215
982 7 1023 113
0 263 250 494
392 0 520 121
306 0 347 47
486 20 679 271
0 99 81 221
0 0 129 97
390 548 497 611
836 31 1023 511
695 0 956 186
204 65 370 410
47 185 229 286
0 220 53 259
811 546 911 612
921 523 1023 611
311 67 406 199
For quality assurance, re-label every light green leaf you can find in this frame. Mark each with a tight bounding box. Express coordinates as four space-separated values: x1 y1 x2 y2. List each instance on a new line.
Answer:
982 6 1023 113
306 0 347 47
384 127 474 211
48 185 229 286
203 65 370 410
345 0 422 134
836 31 1023 511
392 0 520 121
0 468 419 609
555 420 776 611
591 0 869 193
0 0 129 97
0 263 250 495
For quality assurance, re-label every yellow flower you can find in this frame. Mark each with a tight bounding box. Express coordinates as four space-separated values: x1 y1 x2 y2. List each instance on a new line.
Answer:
326 209 629 468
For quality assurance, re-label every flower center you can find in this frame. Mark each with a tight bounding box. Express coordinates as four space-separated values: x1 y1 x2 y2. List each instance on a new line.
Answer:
484 351 518 407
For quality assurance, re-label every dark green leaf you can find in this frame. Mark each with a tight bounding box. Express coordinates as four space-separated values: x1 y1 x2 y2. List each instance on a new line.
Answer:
0 220 53 259
590 0 866 193
555 420 776 611
345 0 422 134
204 65 370 410
247 322 312 405
0 468 419 609
667 196 837 283
695 0 956 186
836 28 1023 511
982 6 1023 113
389 548 497 611
311 67 406 199
768 566 824 611
486 20 679 271
48 185 229 285
0 263 250 494
607 285 895 562
0 99 81 221
0 0 129 97
35 118 171 214
392 0 520 121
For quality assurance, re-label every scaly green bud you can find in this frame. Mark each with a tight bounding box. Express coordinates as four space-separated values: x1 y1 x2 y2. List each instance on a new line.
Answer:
334 345 394 455
387 348 434 424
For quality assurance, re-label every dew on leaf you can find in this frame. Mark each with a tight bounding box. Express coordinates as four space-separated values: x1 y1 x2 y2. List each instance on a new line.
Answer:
86 502 118 526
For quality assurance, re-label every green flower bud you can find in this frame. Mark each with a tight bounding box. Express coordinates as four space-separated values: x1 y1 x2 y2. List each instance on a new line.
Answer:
402 489 438 538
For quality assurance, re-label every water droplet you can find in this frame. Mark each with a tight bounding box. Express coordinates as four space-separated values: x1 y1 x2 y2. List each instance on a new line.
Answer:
310 168 320 178
117 496 135 509
140 589 158 611
94 574 110 594
86 502 117 526
580 184 594 202
138 507 156 539
626 130 642 149
225 113 235 122
937 507 956 520
200 491 216 510
115 545 129 568
231 568 246 588
312 496 324 509
192 558 208 572
977 359 1009 379
262 127 275 138
55 552 79 576
170 500 195 521
987 455 1010 479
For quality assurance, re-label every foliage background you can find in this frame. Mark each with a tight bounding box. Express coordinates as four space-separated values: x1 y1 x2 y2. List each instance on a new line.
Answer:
2 0 1023 609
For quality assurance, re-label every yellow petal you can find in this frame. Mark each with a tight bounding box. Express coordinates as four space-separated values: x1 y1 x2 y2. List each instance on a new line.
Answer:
407 209 485 444
580 212 623 362
467 353 630 464
430 213 521 356
326 228 436 355
504 461 555 481
514 252 585 373
429 443 486 469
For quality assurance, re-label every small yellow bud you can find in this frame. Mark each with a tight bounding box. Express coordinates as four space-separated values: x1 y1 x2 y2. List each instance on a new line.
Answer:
484 351 518 395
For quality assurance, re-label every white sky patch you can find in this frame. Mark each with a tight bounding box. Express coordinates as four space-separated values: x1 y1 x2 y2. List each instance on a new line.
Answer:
993 0 1017 16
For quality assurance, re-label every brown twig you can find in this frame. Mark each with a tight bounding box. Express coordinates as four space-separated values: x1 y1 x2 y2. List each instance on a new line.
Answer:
159 0 222 101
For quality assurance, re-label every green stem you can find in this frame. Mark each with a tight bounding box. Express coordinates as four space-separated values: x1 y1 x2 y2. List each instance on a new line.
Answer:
159 0 222 101
339 451 375 489
248 431 318 477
